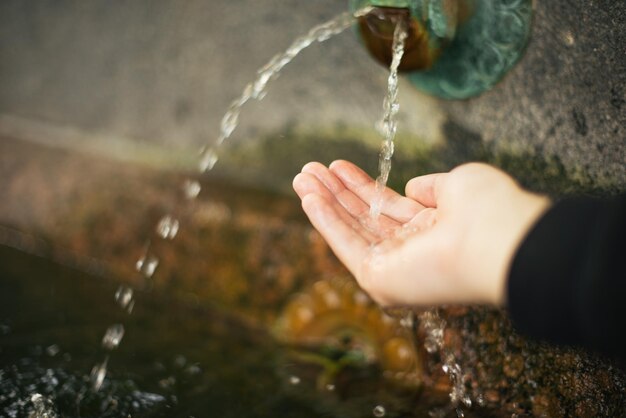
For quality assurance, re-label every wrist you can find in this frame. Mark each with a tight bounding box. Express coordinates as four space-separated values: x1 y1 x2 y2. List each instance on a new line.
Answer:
495 191 551 306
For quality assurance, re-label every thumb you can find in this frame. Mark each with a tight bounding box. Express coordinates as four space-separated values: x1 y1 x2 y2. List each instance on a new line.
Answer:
405 173 448 208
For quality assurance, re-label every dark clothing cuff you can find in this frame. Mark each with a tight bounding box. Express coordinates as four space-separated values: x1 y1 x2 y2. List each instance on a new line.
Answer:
507 194 626 359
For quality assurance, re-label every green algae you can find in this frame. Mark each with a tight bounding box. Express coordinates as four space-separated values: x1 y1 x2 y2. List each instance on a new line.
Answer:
214 125 624 198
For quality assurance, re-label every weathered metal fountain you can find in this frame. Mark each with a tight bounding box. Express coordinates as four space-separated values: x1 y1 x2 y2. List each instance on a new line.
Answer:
350 0 533 99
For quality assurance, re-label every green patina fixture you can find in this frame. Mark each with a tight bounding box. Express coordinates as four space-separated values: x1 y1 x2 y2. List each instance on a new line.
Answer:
349 0 534 99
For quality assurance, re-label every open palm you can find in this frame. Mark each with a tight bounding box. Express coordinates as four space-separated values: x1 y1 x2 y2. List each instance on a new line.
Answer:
293 160 548 307
292 160 447 306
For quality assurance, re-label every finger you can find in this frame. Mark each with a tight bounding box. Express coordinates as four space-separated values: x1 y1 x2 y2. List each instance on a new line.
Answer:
293 172 331 200
301 162 401 231
405 172 448 208
329 160 425 222
294 172 379 243
301 193 370 278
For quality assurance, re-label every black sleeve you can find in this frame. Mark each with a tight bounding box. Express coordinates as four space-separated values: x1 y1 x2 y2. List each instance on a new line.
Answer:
507 193 626 360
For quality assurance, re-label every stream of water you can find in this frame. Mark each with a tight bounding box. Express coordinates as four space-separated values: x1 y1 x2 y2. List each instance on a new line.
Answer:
77 6 469 418
86 8 439 418
369 19 408 221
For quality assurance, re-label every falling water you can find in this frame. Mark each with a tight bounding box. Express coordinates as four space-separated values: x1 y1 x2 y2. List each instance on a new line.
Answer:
419 309 472 417
369 19 408 220
89 6 374 394
198 6 374 173
362 19 471 415
28 394 58 418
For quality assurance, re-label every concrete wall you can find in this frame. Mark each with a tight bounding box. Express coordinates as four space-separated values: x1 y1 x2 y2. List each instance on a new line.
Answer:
0 0 624 186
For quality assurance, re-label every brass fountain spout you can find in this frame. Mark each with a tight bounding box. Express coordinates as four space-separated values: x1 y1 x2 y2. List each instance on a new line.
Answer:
350 0 534 99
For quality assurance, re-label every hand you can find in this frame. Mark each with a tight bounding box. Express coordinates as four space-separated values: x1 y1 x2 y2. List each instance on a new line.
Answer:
293 160 550 307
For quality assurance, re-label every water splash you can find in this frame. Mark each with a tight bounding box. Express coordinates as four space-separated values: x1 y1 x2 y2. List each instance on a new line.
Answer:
28 393 58 418
2 361 165 417
443 353 471 409
369 19 408 220
421 310 445 354
420 309 472 415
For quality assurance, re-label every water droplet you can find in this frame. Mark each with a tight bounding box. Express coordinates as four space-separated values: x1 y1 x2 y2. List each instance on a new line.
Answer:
205 8 363 155
136 254 159 278
102 324 125 350
185 364 202 376
199 148 219 172
289 375 300 385
115 286 134 311
183 179 202 200
424 340 439 354
174 355 187 368
219 111 240 141
399 316 413 328
29 393 58 418
373 405 386 417
45 344 60 357
90 357 109 391
156 215 180 240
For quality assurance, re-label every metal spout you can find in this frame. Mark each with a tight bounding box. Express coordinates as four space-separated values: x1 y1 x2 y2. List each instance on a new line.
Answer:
351 0 534 100
357 6 437 72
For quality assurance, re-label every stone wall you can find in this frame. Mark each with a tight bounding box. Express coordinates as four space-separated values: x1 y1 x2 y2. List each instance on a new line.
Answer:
0 0 623 189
